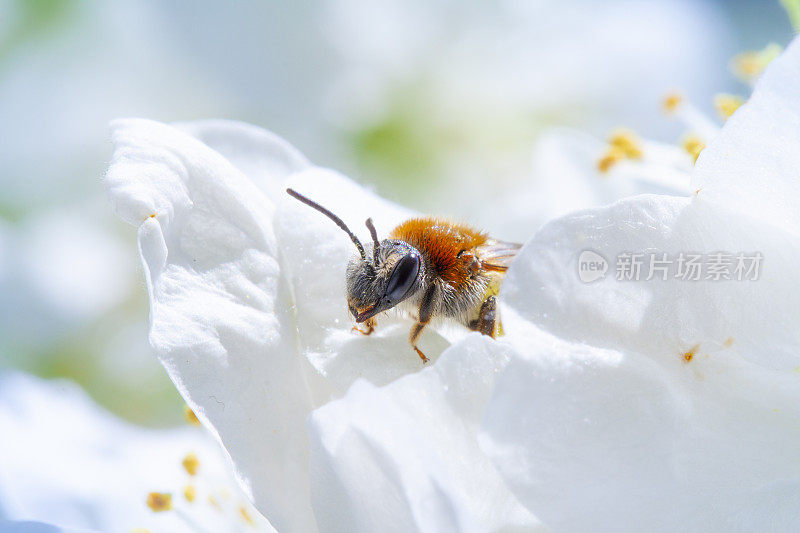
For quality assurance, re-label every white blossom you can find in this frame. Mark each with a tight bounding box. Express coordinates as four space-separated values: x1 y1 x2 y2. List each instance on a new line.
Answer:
102 36 800 533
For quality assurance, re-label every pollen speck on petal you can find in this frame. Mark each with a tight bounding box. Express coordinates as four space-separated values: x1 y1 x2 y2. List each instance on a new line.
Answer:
608 128 643 159
146 492 173 512
682 344 700 363
662 91 683 114
731 43 782 83
680 133 705 163
182 452 199 476
183 405 201 426
239 505 256 527
597 148 625 173
713 93 744 120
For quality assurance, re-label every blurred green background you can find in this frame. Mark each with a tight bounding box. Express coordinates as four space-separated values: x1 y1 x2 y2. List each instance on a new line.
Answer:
0 0 794 426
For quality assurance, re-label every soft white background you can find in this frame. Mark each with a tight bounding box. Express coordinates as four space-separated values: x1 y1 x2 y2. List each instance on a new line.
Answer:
0 0 797 531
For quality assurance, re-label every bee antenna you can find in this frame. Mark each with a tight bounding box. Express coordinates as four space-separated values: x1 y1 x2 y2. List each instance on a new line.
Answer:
286 188 366 261
365 218 380 264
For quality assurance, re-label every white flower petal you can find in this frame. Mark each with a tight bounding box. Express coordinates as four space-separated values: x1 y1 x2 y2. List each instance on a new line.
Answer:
693 37 800 237
503 192 800 371
105 119 317 530
307 334 544 532
481 312 800 531
176 119 311 202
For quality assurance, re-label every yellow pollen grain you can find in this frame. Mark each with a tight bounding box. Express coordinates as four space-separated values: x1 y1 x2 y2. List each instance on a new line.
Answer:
183 405 201 426
734 53 760 78
146 492 173 512
182 452 200 476
662 92 683 114
731 43 782 82
130 529 152 533
681 134 706 164
239 505 256 527
713 94 743 120
683 344 700 363
608 128 643 159
184 484 197 502
596 147 624 174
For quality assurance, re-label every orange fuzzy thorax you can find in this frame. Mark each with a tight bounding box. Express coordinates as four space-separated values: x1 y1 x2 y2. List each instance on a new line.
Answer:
389 217 487 288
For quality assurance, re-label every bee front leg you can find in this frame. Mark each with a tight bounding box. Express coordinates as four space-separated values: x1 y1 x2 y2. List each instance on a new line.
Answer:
409 324 429 364
409 284 439 364
351 317 376 336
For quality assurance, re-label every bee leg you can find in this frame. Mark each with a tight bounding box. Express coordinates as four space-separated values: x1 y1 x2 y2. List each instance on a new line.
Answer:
469 296 498 338
409 284 439 364
351 317 376 336
409 324 429 364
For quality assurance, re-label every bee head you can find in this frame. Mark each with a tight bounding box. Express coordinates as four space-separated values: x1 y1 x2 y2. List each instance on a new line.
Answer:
346 237 422 322
286 188 422 323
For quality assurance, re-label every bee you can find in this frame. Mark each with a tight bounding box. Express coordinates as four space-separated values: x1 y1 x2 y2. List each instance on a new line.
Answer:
286 188 521 363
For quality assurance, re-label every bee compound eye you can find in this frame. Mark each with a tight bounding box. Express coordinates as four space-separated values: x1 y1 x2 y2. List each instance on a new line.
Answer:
385 253 420 303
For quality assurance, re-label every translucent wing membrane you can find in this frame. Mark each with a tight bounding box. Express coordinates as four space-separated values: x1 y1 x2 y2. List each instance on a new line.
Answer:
476 240 523 272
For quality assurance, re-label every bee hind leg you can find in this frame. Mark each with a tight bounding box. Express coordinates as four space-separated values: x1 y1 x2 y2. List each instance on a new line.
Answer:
469 296 499 338
351 317 376 336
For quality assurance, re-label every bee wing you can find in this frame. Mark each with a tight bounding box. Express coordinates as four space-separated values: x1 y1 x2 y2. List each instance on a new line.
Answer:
475 239 522 272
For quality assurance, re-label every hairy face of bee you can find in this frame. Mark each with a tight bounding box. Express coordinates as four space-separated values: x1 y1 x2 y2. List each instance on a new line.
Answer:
346 241 422 322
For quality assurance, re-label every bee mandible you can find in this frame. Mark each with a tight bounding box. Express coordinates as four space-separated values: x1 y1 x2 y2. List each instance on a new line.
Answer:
286 188 521 363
